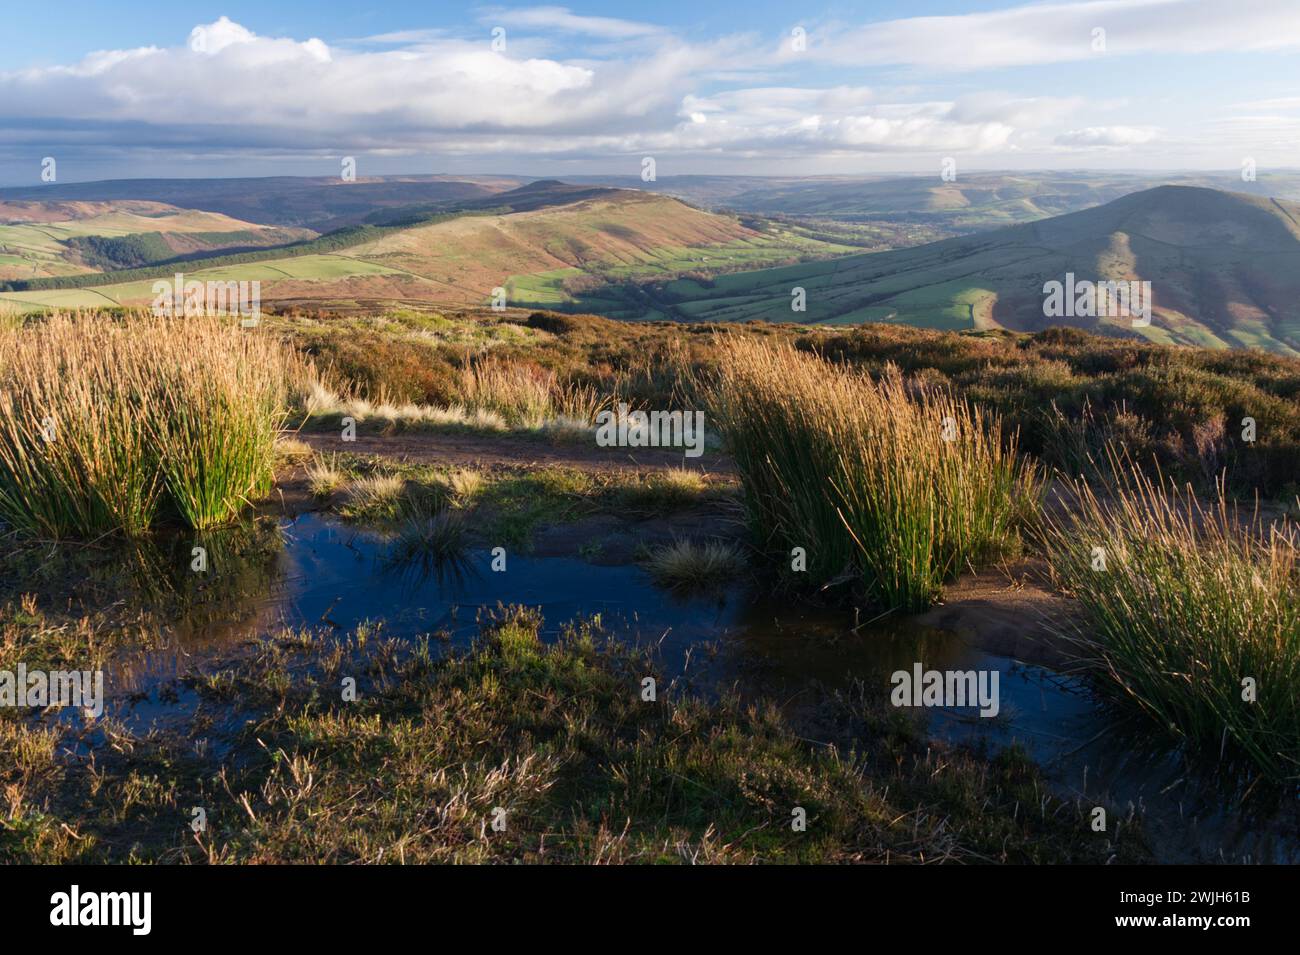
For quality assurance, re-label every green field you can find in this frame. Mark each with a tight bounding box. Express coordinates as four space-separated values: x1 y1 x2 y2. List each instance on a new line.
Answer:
0 254 407 312
501 227 858 318
0 223 92 279
0 204 317 282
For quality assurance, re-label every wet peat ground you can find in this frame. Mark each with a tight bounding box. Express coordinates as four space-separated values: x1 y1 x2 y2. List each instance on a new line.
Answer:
4 429 1297 863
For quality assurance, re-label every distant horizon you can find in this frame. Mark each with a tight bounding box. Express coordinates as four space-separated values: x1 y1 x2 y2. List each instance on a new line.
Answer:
5 167 1300 192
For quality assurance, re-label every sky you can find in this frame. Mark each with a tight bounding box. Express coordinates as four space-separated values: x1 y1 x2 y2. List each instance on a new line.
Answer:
0 0 1297 184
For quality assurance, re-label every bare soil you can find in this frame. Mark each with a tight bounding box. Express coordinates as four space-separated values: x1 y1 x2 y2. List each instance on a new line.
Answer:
917 561 1080 669
300 429 735 476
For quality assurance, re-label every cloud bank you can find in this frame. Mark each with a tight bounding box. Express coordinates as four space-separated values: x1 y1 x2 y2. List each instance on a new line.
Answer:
0 2 1294 177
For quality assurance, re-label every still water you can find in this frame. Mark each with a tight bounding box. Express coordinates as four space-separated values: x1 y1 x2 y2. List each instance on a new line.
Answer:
97 513 1299 862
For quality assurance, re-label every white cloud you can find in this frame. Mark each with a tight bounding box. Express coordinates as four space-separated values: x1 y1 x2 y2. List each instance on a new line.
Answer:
1054 126 1161 147
1230 96 1300 112
676 88 1018 153
0 7 1291 175
947 94 1087 129
480 6 666 40
189 16 259 55
1 20 604 132
801 0 1300 71
359 29 449 45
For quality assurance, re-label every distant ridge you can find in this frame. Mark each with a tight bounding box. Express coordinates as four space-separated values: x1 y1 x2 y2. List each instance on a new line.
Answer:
0 175 519 231
658 185 1300 354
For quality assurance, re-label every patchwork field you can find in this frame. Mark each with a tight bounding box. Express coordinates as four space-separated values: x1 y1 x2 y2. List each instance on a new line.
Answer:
0 199 314 280
0 189 856 314
0 254 408 311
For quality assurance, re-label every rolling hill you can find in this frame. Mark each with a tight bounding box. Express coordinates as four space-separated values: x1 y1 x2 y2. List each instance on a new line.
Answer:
569 172 1166 228
571 171 1300 236
6 178 1299 355
0 184 855 317
718 173 1160 227
650 185 1300 354
0 175 522 232
0 200 314 281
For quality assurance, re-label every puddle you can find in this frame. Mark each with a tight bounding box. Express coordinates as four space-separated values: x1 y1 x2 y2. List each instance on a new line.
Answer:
56 513 1300 862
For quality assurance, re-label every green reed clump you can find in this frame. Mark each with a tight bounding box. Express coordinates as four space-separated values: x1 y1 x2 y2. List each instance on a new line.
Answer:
0 312 296 537
700 338 1039 611
1039 452 1300 782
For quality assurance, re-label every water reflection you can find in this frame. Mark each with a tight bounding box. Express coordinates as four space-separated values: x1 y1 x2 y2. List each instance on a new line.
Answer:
42 510 1300 862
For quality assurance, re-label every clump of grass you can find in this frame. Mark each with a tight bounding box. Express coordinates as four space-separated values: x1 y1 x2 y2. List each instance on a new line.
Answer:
437 468 484 508
700 337 1039 611
644 538 745 590
299 349 612 436
338 470 455 524
274 436 314 464
386 510 469 566
459 358 556 428
478 468 595 546
553 380 610 426
340 474 408 522
459 357 611 430
306 453 346 500
539 414 595 442
1039 452 1300 782
647 466 709 499
0 312 296 537
302 382 509 433
614 467 714 512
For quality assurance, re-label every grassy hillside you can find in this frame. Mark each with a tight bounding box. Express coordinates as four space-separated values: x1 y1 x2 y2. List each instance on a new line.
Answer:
654 186 1300 354
0 200 313 280
349 190 855 318
0 189 855 316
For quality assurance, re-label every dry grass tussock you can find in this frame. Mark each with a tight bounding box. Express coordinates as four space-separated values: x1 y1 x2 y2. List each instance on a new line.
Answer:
699 336 1040 610
0 312 301 536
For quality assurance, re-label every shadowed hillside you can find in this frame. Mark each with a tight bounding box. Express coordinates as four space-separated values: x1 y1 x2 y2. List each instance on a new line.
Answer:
656 186 1300 354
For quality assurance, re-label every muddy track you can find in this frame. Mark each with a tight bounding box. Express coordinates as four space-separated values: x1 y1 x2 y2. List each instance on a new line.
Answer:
300 429 737 476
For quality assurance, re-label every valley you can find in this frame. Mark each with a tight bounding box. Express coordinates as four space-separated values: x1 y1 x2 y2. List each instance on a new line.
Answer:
653 185 1300 353
6 175 1298 354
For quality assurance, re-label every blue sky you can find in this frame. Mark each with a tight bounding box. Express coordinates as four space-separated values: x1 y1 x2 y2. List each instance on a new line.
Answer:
1 1 1297 184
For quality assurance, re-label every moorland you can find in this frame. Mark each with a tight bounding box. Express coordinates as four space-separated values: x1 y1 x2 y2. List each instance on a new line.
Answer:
2 171 1299 864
